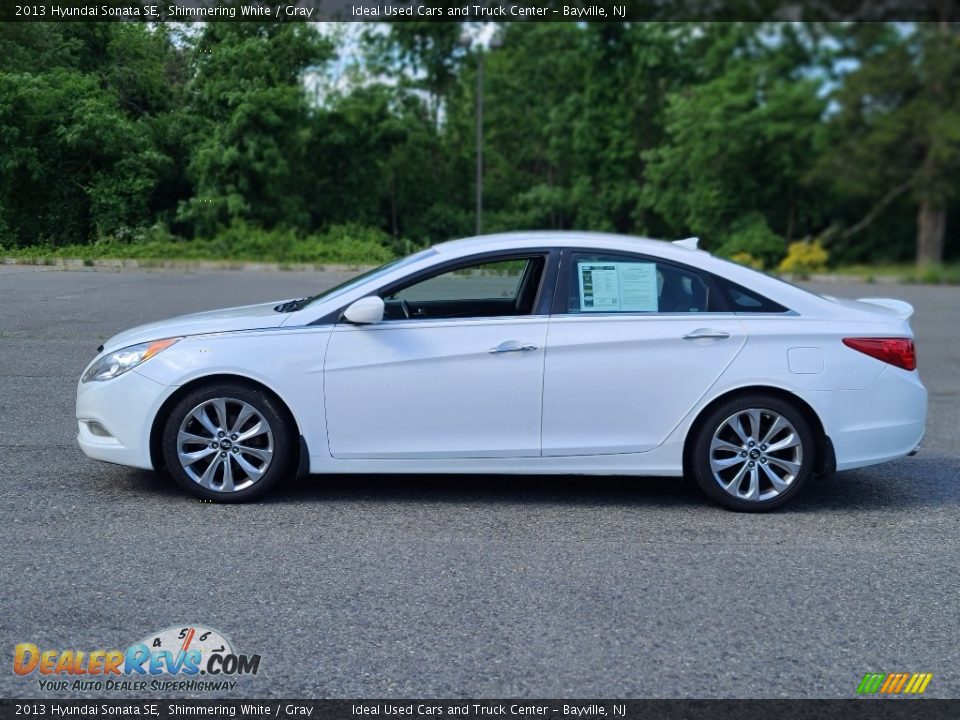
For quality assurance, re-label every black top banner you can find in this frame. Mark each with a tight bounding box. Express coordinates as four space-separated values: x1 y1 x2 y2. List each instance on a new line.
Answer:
1 0 959 22
1 700 960 720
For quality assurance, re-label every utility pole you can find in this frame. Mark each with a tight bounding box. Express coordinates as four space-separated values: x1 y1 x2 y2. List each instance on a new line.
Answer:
475 49 484 236
461 29 501 237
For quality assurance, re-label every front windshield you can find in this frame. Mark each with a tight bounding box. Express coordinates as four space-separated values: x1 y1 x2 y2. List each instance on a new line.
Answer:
295 248 438 310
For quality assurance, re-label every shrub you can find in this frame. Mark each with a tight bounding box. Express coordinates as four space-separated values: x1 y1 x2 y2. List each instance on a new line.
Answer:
298 223 395 265
714 213 786 269
0 222 401 266
778 240 829 274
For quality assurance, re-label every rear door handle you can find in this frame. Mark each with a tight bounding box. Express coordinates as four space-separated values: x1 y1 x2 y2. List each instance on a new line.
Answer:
683 329 730 340
489 341 538 354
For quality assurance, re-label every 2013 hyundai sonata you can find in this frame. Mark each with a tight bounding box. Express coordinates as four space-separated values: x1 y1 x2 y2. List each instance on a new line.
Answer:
76 232 926 511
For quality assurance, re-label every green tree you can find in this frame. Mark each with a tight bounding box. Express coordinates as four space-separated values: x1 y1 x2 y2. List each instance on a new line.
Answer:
364 22 465 128
0 24 181 247
813 22 960 265
565 23 693 234
443 22 690 235
642 23 827 260
308 84 404 232
355 21 468 243
442 22 587 233
177 23 332 237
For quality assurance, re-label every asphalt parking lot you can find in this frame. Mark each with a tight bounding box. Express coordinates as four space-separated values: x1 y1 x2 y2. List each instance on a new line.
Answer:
1 264 958 699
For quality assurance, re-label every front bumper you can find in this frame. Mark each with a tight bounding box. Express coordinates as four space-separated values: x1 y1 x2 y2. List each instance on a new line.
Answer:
76 369 170 470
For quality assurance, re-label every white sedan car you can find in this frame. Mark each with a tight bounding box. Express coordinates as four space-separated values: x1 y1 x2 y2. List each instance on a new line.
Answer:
76 232 926 511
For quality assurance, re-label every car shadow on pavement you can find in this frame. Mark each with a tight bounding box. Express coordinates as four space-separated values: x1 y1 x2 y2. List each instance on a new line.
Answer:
785 453 960 513
119 453 957 512
287 472 711 509
119 466 711 509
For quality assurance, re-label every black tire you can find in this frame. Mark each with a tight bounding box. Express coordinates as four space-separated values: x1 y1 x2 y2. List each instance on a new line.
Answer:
690 393 816 512
161 382 295 503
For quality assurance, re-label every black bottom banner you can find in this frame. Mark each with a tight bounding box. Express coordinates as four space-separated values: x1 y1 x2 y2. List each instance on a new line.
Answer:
1 700 959 720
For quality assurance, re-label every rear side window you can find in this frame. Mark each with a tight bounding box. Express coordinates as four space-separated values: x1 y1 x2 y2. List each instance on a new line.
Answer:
566 253 712 314
716 278 788 313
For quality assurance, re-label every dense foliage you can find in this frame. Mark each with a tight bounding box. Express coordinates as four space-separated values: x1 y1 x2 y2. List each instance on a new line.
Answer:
0 21 957 266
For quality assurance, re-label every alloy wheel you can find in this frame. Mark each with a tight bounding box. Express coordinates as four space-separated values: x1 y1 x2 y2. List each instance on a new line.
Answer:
176 397 274 493
708 408 804 502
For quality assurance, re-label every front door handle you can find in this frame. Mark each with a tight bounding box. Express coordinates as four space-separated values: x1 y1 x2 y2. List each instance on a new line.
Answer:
683 329 730 340
489 341 538 354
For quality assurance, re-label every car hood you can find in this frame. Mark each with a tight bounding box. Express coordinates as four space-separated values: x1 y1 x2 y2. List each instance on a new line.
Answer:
100 300 291 353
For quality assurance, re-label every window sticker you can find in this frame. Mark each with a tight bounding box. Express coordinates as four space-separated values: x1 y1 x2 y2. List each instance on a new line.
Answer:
577 262 658 312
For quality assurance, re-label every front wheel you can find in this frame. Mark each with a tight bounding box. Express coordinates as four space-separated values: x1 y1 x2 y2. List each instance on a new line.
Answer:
161 383 295 502
690 394 815 512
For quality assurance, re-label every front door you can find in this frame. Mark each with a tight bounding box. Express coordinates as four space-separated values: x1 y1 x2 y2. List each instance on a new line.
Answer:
324 255 550 459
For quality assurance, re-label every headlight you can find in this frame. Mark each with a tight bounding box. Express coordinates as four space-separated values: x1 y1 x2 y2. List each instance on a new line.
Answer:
81 338 179 383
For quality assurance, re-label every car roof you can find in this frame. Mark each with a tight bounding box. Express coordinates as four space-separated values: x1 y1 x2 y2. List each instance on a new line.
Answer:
433 231 699 258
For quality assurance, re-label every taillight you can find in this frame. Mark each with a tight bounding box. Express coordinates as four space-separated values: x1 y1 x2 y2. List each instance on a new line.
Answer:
842 337 916 371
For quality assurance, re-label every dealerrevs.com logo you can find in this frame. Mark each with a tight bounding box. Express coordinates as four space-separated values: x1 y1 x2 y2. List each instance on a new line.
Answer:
13 625 261 693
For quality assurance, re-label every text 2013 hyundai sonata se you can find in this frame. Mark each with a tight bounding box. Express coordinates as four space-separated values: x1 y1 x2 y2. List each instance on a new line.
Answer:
76 232 926 511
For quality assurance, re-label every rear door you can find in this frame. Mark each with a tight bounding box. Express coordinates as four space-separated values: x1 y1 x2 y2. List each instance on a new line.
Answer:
541 250 746 456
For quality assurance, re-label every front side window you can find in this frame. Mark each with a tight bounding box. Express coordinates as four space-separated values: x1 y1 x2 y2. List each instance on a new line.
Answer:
566 253 711 314
383 256 544 320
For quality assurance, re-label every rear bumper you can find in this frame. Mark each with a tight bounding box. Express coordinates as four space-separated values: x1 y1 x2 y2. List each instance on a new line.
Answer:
811 366 927 471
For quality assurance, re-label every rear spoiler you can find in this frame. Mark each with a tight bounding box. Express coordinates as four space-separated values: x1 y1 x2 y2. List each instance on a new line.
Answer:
856 298 915 320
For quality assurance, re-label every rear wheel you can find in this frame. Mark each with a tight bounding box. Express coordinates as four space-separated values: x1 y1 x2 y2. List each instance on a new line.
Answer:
691 394 815 512
161 383 295 502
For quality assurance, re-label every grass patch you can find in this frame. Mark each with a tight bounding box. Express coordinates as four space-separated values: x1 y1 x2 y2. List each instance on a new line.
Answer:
1 222 400 267
908 264 960 285
824 262 960 285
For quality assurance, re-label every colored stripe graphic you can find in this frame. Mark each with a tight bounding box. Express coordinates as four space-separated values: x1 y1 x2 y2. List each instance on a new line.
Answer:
857 673 886 694
912 674 933 694
891 674 909 693
857 673 932 695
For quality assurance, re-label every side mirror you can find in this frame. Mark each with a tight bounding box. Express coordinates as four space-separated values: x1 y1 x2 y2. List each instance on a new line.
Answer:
343 296 385 324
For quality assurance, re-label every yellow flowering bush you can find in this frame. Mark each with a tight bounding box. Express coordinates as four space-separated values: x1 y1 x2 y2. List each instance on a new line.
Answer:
778 241 828 274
